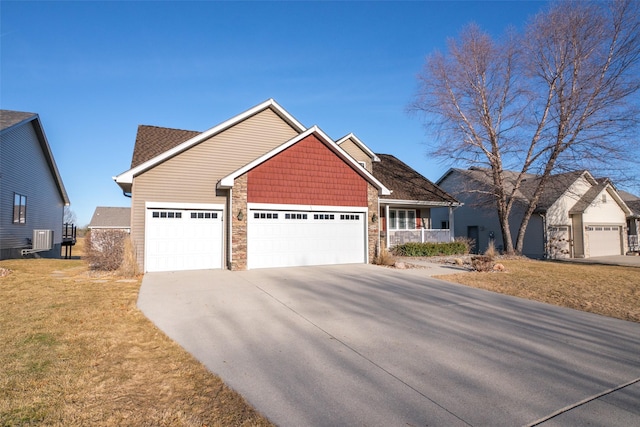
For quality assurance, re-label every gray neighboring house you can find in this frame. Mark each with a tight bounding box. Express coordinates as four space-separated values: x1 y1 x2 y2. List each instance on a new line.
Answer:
1 110 70 259
88 207 131 234
433 167 632 259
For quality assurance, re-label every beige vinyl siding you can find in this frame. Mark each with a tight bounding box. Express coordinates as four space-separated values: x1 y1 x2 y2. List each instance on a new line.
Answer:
130 108 300 269
340 138 372 172
1 121 64 256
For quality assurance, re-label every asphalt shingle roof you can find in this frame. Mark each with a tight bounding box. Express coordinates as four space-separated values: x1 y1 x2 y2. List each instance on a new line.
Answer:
619 190 640 217
372 154 458 204
569 183 608 214
130 125 200 168
89 207 131 228
447 167 591 211
0 110 36 132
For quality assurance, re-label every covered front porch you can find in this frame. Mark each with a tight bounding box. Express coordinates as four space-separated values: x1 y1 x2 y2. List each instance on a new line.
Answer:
379 202 456 248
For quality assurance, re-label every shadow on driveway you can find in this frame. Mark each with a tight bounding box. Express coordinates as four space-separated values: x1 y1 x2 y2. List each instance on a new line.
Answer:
138 264 640 426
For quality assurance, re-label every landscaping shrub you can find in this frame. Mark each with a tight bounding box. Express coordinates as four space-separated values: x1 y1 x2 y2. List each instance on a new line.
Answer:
391 241 468 257
117 236 139 277
471 255 495 272
374 247 396 266
85 229 129 271
484 240 497 258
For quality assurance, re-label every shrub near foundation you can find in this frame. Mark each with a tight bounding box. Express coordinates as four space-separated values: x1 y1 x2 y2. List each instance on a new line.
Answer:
85 230 129 271
392 241 468 257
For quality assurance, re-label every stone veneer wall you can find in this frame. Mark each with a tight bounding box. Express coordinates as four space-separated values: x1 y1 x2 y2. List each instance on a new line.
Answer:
368 183 380 262
231 175 380 270
230 174 248 270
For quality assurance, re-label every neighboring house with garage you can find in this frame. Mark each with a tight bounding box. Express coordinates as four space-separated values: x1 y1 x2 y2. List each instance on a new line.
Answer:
88 206 131 235
114 100 459 272
0 110 70 259
434 167 632 259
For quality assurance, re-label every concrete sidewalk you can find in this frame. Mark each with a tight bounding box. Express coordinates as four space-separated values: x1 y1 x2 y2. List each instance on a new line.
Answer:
138 264 640 426
558 254 640 268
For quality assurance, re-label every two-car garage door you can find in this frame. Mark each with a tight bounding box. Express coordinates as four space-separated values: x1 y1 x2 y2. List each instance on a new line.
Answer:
248 208 367 269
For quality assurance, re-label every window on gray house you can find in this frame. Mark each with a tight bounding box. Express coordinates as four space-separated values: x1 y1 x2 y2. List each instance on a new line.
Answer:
13 193 27 224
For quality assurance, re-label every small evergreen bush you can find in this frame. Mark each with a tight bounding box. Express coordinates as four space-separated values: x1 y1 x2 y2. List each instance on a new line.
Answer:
391 241 468 257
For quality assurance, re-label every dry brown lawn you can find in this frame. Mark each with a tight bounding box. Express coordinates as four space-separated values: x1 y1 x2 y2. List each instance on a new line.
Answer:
436 258 640 323
0 257 272 426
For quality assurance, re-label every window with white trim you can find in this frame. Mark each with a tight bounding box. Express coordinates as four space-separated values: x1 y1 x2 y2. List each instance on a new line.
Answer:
253 212 279 219
152 211 184 218
389 209 416 230
13 193 27 224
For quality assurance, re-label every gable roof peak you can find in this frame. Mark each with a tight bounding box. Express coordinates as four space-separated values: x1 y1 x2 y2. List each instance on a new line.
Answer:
115 99 307 190
335 133 380 162
218 125 390 195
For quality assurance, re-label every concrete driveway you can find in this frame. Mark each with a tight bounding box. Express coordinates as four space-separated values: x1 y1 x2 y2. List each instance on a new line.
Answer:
560 254 640 268
138 265 640 426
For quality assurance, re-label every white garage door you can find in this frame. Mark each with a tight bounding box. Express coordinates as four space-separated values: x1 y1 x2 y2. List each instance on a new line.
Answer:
586 225 622 257
145 208 223 272
248 208 366 269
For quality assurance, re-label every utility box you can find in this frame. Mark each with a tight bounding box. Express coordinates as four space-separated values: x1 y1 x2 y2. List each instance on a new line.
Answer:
32 230 54 251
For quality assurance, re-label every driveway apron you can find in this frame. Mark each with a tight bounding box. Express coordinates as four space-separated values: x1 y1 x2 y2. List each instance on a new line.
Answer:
138 264 640 426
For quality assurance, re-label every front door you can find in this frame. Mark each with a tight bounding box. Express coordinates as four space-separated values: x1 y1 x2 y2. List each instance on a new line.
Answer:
468 226 479 254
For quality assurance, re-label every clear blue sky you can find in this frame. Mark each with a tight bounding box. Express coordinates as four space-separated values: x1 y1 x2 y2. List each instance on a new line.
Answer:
2 1 547 226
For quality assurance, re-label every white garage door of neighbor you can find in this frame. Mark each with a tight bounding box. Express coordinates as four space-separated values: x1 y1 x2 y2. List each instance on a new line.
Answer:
248 209 366 269
586 225 622 257
145 208 223 272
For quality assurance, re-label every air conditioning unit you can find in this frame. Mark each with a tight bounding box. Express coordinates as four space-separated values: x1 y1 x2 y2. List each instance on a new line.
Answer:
32 229 54 251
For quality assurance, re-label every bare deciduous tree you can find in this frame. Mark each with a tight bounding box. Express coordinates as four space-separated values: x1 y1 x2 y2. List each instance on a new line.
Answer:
63 206 77 225
410 0 640 254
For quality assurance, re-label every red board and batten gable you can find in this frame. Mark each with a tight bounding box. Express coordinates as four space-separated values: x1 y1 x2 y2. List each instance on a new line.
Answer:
247 133 368 206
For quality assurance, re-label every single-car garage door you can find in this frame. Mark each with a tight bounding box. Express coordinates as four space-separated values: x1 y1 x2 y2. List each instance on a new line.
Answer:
248 208 366 269
145 208 223 272
586 225 622 257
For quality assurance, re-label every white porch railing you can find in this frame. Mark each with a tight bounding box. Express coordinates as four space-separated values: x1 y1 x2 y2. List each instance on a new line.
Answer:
388 229 452 246
629 235 639 252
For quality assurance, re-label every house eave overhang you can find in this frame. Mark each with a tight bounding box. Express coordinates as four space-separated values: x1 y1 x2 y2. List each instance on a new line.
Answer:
379 199 462 207
113 99 307 190
217 126 391 195
335 133 380 162
568 184 633 216
24 114 71 206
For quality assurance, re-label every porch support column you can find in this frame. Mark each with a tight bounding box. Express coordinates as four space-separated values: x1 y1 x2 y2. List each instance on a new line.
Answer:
385 204 390 249
448 204 455 242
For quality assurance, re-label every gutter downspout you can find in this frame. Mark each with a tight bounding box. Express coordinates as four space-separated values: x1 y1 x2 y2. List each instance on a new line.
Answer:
227 188 233 270
376 197 380 261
